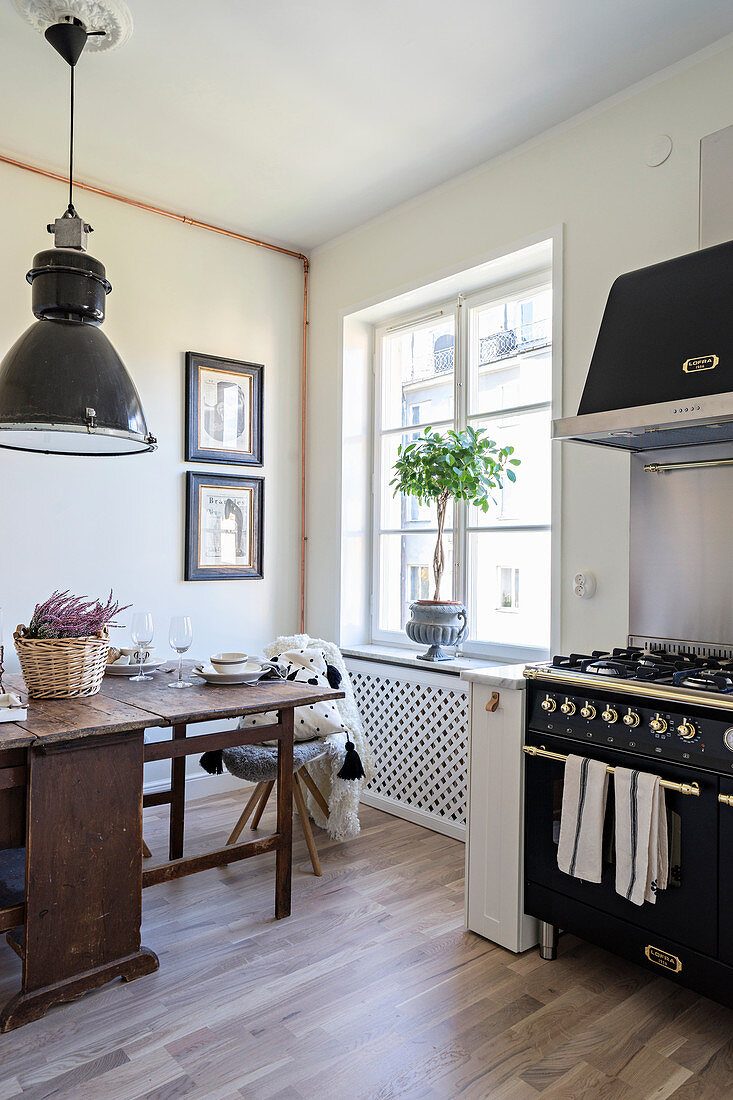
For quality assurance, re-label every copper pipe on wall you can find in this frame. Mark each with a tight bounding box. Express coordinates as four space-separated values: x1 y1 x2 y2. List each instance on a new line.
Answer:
301 258 309 634
0 150 310 631
0 153 307 261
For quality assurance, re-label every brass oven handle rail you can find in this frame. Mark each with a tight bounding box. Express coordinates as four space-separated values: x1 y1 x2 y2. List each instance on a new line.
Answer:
720 794 733 807
524 665 733 714
645 457 733 474
523 744 701 796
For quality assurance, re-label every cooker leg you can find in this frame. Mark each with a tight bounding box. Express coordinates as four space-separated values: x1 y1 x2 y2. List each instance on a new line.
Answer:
539 921 558 960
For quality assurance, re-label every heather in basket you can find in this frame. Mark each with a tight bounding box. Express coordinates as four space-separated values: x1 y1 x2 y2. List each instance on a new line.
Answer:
25 590 129 639
15 590 130 699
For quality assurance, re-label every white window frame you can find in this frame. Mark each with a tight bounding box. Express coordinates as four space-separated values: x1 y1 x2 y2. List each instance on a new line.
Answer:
371 270 553 662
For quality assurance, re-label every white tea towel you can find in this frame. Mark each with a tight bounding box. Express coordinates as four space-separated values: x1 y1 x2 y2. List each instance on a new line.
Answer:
614 767 669 906
557 755 610 882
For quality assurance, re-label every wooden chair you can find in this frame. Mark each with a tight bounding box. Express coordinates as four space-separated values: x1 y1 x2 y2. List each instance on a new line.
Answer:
223 744 330 876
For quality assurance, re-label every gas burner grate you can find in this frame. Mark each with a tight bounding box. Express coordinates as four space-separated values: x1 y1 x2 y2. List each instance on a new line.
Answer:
549 645 723 684
551 653 594 670
580 658 636 678
672 668 733 694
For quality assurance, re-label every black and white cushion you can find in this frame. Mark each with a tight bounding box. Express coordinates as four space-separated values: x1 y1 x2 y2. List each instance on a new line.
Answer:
238 648 346 742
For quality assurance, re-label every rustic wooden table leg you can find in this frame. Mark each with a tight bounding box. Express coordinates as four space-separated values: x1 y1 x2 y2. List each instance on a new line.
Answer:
169 723 187 861
275 707 294 919
0 731 158 1032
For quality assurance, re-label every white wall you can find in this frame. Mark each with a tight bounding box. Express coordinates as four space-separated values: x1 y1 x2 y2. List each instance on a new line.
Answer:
0 165 303 791
305 43 733 655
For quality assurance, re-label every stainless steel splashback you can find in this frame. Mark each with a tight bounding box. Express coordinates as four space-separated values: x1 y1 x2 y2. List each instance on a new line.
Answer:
630 442 733 647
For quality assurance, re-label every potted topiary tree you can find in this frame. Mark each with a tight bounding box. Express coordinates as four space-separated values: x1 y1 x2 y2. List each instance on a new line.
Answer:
391 425 520 661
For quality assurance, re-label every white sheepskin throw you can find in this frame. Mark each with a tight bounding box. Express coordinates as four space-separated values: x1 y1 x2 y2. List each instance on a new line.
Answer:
264 635 374 841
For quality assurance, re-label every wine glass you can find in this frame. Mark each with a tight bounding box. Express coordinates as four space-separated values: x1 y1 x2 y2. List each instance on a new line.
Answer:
130 613 154 682
168 616 193 688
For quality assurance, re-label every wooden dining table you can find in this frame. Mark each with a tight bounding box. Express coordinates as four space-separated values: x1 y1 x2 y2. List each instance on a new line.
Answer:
0 662 343 1032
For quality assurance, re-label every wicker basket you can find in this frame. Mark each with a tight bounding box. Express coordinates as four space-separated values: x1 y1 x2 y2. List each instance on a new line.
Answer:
14 626 110 699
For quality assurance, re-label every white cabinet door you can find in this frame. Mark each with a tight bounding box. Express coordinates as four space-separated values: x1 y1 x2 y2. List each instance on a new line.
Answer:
465 679 538 953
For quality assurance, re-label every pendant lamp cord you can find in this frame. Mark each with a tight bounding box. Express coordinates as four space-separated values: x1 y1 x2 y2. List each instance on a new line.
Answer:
68 63 75 216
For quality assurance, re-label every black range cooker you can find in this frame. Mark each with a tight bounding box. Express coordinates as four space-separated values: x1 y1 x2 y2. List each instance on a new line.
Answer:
523 644 733 1006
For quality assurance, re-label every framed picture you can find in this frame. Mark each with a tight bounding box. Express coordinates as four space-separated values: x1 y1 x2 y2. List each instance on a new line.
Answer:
185 472 264 580
186 352 263 466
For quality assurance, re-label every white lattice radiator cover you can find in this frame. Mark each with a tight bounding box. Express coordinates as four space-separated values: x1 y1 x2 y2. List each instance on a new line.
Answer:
347 660 468 840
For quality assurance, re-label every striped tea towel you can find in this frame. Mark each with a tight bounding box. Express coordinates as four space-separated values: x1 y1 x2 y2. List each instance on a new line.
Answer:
557 755 610 882
614 767 669 906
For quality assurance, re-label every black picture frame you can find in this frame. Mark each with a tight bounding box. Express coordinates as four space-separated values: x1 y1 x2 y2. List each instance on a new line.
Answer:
185 351 263 466
185 472 264 581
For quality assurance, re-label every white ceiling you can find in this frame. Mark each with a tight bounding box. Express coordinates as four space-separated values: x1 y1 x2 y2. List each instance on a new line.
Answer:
1 0 733 251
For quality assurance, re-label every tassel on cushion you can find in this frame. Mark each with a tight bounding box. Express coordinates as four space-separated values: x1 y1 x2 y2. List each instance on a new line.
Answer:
326 663 342 689
337 740 365 781
199 749 224 775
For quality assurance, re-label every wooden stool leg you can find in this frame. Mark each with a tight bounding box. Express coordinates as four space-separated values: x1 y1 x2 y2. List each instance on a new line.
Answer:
251 780 275 830
226 783 266 845
299 766 330 819
142 839 153 859
293 774 322 876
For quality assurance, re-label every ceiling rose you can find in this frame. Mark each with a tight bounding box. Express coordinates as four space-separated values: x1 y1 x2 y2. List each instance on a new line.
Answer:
11 0 133 52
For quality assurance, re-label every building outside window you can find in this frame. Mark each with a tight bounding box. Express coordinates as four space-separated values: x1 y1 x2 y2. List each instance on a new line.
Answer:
496 565 520 611
372 275 552 658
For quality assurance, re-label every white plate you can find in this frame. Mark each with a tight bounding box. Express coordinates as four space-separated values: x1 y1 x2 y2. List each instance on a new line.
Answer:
105 660 163 677
193 661 265 685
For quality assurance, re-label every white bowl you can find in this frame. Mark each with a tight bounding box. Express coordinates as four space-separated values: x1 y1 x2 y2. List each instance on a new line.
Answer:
210 651 249 675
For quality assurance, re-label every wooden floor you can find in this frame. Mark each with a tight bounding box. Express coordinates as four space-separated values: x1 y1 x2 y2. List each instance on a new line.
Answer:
0 795 732 1099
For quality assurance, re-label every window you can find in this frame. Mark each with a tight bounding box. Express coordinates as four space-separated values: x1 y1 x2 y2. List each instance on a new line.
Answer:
373 275 552 658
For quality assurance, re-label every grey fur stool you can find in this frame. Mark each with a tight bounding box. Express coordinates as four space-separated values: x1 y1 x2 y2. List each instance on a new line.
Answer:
222 740 330 876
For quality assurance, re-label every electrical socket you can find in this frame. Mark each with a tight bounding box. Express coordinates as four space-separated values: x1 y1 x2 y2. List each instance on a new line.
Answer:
573 571 597 599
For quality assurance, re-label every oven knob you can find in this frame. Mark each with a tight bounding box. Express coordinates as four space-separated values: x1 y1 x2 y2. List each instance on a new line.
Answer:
677 719 697 740
650 714 668 734
541 695 556 713
623 709 640 727
580 702 596 720
724 728 733 752
602 707 618 724
560 698 576 716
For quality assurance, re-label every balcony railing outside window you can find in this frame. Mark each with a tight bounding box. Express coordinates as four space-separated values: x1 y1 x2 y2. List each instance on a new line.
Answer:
405 318 551 383
478 317 551 366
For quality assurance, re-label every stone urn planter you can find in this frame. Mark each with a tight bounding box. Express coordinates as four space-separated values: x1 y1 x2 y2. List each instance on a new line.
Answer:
406 600 468 662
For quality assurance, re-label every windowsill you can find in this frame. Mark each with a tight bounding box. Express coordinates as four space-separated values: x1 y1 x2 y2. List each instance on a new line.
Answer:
342 642 504 676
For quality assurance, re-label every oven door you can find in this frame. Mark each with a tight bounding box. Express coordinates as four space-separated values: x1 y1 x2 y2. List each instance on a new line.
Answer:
719 778 733 966
524 731 718 954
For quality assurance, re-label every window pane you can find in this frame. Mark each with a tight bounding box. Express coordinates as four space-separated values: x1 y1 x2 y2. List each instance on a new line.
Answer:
380 432 454 530
468 530 550 649
378 532 454 633
469 288 551 416
467 408 551 527
381 316 455 430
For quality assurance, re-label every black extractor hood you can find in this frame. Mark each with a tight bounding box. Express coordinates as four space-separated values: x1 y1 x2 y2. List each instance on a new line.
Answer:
553 239 733 451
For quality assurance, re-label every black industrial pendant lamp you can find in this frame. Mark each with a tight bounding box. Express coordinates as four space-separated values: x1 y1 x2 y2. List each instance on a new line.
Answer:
0 14 156 455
